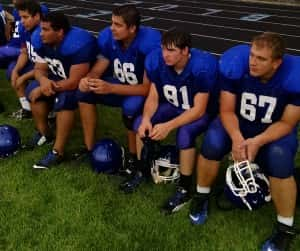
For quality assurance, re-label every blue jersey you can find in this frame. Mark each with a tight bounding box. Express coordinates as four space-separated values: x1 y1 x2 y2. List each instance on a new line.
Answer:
97 26 161 85
20 24 40 64
219 45 300 137
146 48 218 111
32 26 97 81
8 4 48 48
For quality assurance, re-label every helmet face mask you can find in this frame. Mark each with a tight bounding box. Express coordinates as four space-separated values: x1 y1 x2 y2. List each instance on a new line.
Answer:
225 160 271 210
151 145 180 184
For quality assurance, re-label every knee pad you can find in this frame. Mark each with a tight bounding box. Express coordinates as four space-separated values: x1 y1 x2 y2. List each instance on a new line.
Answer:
122 114 135 130
260 145 295 178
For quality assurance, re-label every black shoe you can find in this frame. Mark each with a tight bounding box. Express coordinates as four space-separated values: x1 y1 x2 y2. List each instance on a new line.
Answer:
119 171 145 193
71 147 91 164
261 222 298 251
161 187 191 215
119 153 136 177
189 193 209 225
10 108 32 120
22 131 54 150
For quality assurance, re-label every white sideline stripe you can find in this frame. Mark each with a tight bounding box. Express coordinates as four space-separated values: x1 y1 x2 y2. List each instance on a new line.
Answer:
52 2 300 37
66 14 300 53
47 0 300 18
42 0 300 29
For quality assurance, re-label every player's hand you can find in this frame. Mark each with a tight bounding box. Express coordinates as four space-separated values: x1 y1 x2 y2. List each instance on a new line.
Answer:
242 137 262 162
88 79 112 94
15 75 28 90
52 81 62 92
150 122 172 141
138 118 152 138
79 77 90 92
29 87 42 103
40 78 55 96
231 134 247 162
11 69 19 89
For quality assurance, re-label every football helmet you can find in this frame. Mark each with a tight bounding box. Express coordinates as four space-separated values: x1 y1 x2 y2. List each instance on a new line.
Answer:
91 138 124 174
225 160 271 210
0 124 21 158
151 145 180 184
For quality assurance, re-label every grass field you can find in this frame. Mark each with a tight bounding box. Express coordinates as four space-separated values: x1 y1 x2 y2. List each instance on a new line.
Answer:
0 69 300 251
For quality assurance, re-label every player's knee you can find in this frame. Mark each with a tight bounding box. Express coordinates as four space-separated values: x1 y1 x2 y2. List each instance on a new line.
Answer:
265 145 294 178
54 91 78 111
176 127 196 149
200 131 228 161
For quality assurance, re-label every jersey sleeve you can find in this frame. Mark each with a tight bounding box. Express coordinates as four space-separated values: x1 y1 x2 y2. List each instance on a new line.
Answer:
61 27 97 64
192 50 218 93
145 48 161 85
97 27 112 60
219 45 250 93
139 27 161 56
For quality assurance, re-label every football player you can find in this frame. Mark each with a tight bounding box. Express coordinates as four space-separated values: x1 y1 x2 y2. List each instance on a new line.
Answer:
191 32 300 251
119 28 218 214
1 0 48 77
25 12 97 169
76 4 161 168
9 0 44 120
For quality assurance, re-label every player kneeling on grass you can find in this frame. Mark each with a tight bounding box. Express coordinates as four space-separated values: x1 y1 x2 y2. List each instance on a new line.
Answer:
119 28 219 215
25 12 97 169
192 32 300 251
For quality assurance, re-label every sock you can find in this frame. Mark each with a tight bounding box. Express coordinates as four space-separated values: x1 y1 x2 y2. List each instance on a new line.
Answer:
179 174 192 193
197 185 211 194
19 97 31 111
277 215 294 227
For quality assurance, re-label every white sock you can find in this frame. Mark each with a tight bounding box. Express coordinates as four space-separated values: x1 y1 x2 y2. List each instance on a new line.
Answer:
277 215 294 227
197 185 211 194
19 97 31 111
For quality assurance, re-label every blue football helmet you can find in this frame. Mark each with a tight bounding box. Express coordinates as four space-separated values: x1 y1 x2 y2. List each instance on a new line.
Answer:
0 124 21 158
225 160 271 210
91 138 124 174
151 145 180 184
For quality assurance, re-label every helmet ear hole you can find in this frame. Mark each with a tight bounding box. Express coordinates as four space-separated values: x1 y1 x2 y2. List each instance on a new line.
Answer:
225 160 271 210
91 138 124 174
151 145 180 184
0 124 21 158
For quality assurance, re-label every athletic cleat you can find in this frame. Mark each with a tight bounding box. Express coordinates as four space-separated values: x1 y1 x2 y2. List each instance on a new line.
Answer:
22 131 53 150
33 149 63 169
71 147 91 164
261 222 297 251
189 193 209 225
161 187 191 214
119 154 136 177
119 171 145 193
10 108 32 120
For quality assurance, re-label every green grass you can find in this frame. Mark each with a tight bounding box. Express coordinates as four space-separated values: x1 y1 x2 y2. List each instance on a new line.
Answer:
0 69 300 251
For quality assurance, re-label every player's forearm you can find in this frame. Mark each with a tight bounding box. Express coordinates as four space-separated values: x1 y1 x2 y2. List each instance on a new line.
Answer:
110 83 150 96
13 51 28 72
54 78 79 92
220 111 243 140
21 70 34 81
142 96 158 121
167 107 205 131
255 121 294 147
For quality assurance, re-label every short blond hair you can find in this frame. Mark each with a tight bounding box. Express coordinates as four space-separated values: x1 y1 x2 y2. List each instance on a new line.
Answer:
252 32 285 59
